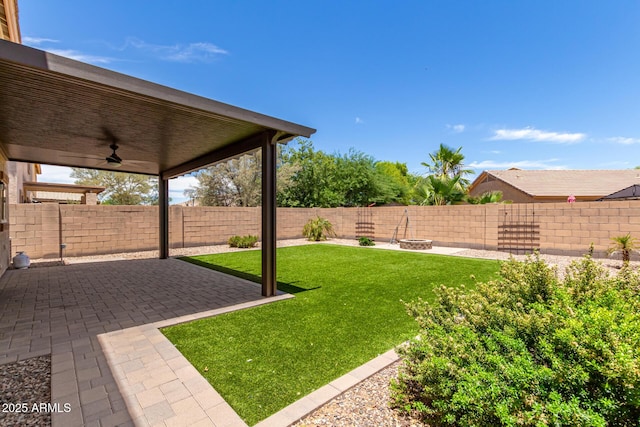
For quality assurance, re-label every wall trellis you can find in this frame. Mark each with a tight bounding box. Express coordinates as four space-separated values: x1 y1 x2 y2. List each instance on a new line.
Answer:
355 206 375 240
498 204 540 254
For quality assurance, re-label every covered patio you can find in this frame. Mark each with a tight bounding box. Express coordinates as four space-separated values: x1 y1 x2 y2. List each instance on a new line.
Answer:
0 39 314 425
0 38 315 296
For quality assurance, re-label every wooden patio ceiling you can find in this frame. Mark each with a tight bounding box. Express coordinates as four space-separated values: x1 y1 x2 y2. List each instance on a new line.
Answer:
0 39 315 179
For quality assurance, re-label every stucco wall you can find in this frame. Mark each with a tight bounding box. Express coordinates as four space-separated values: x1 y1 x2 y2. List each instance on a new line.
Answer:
9 201 640 260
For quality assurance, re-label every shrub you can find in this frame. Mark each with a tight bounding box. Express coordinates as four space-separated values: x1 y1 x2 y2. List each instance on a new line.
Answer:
358 236 375 246
302 217 336 241
227 235 258 248
391 252 640 426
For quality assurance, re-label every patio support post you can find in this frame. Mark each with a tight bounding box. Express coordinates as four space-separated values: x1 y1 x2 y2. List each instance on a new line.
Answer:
262 131 278 297
159 176 169 259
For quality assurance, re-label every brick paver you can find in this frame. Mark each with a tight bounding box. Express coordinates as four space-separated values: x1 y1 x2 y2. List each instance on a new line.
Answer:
0 258 286 426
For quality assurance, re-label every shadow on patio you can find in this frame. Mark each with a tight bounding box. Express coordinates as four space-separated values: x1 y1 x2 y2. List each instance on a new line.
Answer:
0 258 279 426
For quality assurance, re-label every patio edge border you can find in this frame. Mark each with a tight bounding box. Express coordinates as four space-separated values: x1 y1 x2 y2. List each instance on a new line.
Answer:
98 294 294 427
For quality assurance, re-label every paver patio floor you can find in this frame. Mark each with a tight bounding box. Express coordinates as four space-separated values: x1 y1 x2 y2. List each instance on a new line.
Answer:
0 258 289 426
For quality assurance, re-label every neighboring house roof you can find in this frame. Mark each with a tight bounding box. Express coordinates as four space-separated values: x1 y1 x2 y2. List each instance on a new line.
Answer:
598 184 640 201
469 169 640 199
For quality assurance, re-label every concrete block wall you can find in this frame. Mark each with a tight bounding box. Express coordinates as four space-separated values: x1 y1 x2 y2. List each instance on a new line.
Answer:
8 200 640 259
60 205 158 256
10 203 60 259
179 207 261 248
529 201 640 257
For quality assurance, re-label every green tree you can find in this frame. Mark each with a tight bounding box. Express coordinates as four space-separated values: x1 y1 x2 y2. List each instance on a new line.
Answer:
374 161 412 205
71 168 157 205
334 149 383 206
189 147 299 207
279 140 407 207
191 152 262 207
277 139 342 207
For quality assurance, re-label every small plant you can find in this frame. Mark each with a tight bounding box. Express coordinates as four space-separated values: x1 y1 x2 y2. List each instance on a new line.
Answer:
228 235 258 248
608 233 638 266
302 216 336 241
358 236 375 246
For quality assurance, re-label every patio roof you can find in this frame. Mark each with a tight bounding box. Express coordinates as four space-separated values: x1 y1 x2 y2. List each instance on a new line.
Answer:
0 39 315 178
0 39 316 296
23 181 105 194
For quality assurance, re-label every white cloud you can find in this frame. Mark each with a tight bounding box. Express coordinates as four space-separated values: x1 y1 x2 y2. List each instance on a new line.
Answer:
447 124 465 133
355 117 364 124
469 159 567 170
490 127 586 144
124 37 228 62
169 175 198 203
608 136 640 145
39 165 75 184
24 36 227 65
46 49 114 64
169 175 198 193
23 36 59 45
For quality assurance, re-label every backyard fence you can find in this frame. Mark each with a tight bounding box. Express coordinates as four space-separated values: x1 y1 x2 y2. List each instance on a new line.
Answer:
9 200 640 259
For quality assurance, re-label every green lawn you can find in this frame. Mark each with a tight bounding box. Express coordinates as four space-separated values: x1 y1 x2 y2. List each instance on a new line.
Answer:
161 244 500 425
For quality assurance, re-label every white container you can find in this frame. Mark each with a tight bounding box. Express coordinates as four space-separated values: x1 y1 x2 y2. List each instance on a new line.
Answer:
13 251 30 269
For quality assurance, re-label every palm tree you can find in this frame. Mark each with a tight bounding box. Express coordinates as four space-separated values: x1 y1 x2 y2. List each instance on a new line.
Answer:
421 143 473 187
608 233 638 266
413 175 465 206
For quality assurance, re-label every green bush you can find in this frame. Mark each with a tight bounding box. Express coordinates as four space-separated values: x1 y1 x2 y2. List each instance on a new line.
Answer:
302 216 336 241
227 235 258 248
358 236 375 246
391 252 640 426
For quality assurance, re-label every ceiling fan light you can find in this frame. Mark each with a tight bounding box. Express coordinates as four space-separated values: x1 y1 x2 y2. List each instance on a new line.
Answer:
106 143 123 167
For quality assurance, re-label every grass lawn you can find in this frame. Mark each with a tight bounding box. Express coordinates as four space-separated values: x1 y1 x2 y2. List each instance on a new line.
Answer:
161 244 500 425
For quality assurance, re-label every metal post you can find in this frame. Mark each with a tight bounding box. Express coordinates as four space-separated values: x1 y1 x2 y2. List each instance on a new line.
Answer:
159 176 169 259
262 133 277 296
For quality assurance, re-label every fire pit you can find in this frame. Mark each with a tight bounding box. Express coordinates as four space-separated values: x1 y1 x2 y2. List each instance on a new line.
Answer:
399 239 432 250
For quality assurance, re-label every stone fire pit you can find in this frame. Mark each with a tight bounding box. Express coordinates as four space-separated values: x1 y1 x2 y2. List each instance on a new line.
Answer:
399 239 433 250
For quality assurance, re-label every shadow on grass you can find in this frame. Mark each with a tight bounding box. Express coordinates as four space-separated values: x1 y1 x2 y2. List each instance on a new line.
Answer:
178 257 318 295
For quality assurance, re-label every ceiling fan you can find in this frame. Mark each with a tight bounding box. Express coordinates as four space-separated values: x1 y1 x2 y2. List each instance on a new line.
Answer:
105 142 123 168
60 128 149 170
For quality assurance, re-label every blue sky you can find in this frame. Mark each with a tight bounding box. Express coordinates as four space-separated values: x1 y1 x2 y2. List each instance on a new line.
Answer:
18 1 640 203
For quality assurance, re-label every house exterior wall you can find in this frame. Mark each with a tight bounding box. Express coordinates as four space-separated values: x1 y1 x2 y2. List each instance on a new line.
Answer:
9 201 640 260
7 161 37 203
0 153 10 274
0 0 21 42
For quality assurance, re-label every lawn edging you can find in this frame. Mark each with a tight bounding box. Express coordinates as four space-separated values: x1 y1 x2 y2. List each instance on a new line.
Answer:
254 348 400 427
98 294 295 427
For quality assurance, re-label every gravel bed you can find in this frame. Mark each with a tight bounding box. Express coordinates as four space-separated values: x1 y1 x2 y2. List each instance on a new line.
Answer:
292 362 422 427
0 356 51 427
13 239 638 426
